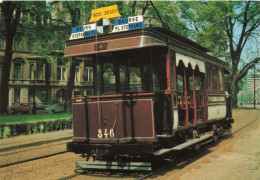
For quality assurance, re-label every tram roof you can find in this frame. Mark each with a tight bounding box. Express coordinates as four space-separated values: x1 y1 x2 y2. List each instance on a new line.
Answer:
64 27 229 70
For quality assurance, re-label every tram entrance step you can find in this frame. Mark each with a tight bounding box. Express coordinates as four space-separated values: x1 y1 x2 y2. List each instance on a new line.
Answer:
75 161 151 171
153 133 213 156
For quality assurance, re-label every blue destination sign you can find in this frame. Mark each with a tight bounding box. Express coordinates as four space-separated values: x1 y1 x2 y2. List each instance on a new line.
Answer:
112 15 146 33
69 15 147 40
70 23 98 40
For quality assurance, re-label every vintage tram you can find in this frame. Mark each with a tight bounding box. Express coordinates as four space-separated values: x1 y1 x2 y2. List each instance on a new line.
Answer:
66 27 234 170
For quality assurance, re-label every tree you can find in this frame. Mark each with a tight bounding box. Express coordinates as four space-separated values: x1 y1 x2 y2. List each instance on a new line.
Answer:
0 1 58 115
0 2 22 114
177 1 260 107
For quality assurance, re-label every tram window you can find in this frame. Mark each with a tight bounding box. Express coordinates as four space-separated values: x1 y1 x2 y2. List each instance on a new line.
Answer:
94 49 167 95
177 74 184 92
119 67 126 84
129 67 142 92
103 66 116 94
212 68 218 90
189 76 201 91
218 69 223 90
206 67 211 90
189 77 193 91
195 77 202 90
152 54 167 91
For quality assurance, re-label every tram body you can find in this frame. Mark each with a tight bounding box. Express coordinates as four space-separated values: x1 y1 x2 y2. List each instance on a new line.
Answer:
66 27 233 164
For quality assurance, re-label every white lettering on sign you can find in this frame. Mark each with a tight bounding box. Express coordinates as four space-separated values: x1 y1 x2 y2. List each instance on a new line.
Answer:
128 15 143 23
70 32 84 40
112 15 145 33
98 129 115 138
83 23 96 31
113 24 129 32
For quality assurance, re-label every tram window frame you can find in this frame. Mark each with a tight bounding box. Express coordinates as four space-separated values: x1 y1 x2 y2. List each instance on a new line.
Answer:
206 66 211 90
177 74 184 92
218 68 223 91
212 68 218 90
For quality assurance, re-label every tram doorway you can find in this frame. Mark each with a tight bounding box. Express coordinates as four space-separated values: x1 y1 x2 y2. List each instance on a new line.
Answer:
176 61 205 128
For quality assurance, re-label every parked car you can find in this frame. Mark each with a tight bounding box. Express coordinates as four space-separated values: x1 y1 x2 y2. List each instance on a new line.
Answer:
45 103 64 114
7 103 33 114
36 104 52 110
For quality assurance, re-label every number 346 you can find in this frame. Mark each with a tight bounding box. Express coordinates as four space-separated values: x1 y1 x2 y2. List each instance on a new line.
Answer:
98 129 114 138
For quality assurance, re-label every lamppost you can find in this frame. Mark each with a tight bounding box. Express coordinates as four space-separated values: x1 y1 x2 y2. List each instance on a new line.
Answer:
32 69 36 114
254 65 256 109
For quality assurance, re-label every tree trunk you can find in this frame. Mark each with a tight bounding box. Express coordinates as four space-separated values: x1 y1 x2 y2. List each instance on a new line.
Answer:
230 62 239 108
64 58 77 113
0 3 20 115
0 35 14 114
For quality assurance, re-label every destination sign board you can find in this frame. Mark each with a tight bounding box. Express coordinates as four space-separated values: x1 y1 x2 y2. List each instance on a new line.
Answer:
89 5 121 23
69 6 147 40
70 23 98 40
112 15 146 33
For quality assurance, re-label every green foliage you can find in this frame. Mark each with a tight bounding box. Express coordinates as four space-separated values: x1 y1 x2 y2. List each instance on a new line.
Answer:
177 1 229 57
0 113 72 124
2 118 72 138
238 93 253 103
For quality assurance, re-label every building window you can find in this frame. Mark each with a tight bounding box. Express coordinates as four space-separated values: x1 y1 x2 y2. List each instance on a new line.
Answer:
74 91 81 97
30 64 35 80
56 89 65 103
14 89 20 103
84 67 93 82
29 89 33 103
58 66 67 81
37 63 44 80
75 66 80 82
0 39 5 49
42 89 48 102
13 37 23 51
14 63 22 80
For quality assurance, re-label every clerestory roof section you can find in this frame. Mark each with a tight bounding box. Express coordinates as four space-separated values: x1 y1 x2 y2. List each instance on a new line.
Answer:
64 27 228 69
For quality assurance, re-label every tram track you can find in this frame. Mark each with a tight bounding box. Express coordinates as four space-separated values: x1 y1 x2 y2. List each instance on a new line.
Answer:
0 151 68 168
0 141 68 157
58 109 259 180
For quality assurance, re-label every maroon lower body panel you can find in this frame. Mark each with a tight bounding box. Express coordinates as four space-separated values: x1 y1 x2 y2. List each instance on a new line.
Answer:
81 99 156 143
72 102 88 141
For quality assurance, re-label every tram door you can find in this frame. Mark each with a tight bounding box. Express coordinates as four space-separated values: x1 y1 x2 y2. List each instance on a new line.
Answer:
176 61 205 128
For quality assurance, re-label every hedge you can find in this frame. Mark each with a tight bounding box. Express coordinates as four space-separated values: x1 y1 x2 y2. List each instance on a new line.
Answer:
0 118 72 139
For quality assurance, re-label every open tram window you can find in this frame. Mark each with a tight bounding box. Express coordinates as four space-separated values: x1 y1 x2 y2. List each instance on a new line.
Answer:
218 69 223 90
93 48 167 95
129 66 142 92
103 65 116 94
152 53 167 91
212 68 218 90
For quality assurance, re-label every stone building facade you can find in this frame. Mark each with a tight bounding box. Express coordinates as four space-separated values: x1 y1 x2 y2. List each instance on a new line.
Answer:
0 2 95 107
0 38 94 106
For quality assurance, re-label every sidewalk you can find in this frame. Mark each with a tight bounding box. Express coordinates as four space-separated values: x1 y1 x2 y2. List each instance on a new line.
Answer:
0 129 72 151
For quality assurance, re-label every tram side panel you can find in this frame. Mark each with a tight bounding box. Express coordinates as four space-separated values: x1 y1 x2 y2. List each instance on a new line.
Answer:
207 94 227 121
71 99 156 144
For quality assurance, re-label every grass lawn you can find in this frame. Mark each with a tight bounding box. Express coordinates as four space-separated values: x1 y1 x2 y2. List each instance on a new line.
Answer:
0 113 72 124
